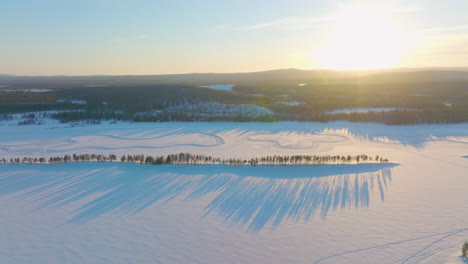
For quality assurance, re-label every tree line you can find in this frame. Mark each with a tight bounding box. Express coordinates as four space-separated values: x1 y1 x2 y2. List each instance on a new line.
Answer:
0 153 389 166
52 109 276 123
50 103 468 125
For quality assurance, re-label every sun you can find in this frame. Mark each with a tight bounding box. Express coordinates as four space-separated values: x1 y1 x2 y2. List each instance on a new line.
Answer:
316 5 413 70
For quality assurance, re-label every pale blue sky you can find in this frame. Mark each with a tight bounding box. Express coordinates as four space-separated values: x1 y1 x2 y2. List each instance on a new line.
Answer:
1 0 468 75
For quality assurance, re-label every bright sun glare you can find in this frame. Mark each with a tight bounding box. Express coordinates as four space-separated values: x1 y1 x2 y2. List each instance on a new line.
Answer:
316 5 413 70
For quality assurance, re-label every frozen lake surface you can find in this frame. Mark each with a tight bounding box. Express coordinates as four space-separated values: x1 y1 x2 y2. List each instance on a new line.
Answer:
325 107 408 114
199 85 234 92
278 100 305 105
1 121 467 264
0 89 52 93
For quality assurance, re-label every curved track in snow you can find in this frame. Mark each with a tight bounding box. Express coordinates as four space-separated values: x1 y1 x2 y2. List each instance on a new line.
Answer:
246 132 349 149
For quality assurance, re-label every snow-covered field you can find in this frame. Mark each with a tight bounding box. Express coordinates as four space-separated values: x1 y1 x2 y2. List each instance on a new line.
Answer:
1 120 467 264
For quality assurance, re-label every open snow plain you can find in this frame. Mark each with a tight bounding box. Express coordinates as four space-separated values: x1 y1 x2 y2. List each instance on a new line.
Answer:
1 120 467 264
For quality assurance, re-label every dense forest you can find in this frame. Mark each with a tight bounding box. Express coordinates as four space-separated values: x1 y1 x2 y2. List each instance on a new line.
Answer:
1 69 467 125
0 153 390 166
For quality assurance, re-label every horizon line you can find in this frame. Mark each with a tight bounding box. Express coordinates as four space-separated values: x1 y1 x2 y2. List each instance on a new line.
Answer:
2 66 468 78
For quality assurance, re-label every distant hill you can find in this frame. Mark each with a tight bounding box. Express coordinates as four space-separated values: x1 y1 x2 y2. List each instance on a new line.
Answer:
1 68 468 88
357 70 468 83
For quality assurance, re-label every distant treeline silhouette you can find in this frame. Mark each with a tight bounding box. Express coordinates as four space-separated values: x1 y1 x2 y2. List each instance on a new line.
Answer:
0 153 389 166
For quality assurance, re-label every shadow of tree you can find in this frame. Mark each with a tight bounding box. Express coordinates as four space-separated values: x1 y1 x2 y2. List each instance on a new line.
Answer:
0 162 397 231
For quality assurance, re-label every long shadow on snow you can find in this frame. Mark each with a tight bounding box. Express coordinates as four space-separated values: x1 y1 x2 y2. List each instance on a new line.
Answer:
0 162 397 231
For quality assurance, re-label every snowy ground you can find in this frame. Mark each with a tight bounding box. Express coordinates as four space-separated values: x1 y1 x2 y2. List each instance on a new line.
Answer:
1 121 467 264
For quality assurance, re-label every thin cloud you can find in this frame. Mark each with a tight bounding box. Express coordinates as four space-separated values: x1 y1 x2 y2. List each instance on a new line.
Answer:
111 34 149 43
406 25 468 44
111 36 127 43
389 5 421 14
211 24 228 32
136 34 149 40
243 4 419 31
418 37 468 56
414 25 468 34
245 16 333 30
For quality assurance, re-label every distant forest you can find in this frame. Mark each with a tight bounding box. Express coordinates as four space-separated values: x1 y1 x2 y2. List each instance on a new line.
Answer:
1 69 467 125
0 153 390 166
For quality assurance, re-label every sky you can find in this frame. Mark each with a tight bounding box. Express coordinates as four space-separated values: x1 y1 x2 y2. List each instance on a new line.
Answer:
1 0 468 75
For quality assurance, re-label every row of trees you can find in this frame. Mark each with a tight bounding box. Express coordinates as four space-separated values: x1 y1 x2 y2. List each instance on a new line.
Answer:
0 153 389 166
273 106 468 125
50 105 468 125
52 109 276 123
